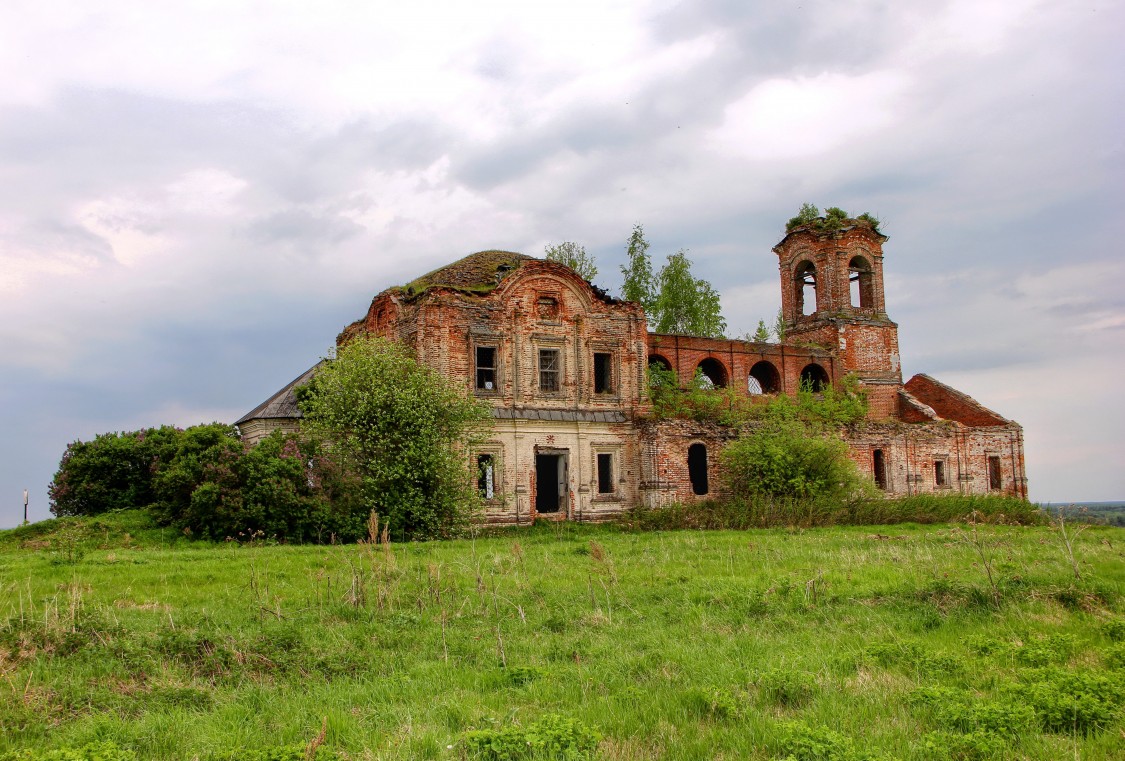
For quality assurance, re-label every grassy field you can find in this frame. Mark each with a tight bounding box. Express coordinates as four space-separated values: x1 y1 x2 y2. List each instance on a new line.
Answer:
0 510 1122 760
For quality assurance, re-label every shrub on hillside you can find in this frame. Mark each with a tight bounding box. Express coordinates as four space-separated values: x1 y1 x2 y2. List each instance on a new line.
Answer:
298 336 491 541
50 423 367 543
721 422 874 503
0 742 136 760
49 426 181 516
463 714 599 760
151 429 366 542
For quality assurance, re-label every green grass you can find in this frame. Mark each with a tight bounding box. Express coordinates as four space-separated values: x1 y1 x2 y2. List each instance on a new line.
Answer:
1 511 1122 759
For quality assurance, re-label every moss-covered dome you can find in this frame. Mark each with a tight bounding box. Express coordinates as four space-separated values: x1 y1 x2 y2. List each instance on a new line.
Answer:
398 250 534 298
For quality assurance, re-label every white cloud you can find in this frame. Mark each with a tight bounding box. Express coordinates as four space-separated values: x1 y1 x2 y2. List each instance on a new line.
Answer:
710 70 911 161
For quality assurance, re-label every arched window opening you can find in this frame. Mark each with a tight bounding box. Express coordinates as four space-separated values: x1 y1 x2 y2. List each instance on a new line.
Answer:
748 360 781 395
647 354 675 388
848 256 874 308
800 363 830 392
696 358 728 389
795 261 817 316
688 443 709 495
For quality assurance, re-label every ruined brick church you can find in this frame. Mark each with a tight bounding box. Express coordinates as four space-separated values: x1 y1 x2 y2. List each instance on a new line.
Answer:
238 216 1028 523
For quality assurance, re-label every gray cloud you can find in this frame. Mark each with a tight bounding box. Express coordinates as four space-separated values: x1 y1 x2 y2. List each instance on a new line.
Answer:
2 0 1124 526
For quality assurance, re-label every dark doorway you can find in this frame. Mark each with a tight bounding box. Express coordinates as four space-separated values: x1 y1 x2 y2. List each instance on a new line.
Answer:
988 456 1002 491
535 453 567 514
873 449 887 490
688 443 709 495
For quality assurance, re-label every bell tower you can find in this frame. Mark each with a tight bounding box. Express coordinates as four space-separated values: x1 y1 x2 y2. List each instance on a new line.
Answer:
773 215 902 415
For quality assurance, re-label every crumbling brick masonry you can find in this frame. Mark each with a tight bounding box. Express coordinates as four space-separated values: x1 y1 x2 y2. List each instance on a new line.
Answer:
238 216 1027 522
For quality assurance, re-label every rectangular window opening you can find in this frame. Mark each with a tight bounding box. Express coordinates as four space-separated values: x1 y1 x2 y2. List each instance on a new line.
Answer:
475 346 496 391
688 443 709 495
477 454 495 500
873 449 887 490
934 460 947 488
538 349 560 393
988 456 1002 491
594 352 613 394
597 453 614 494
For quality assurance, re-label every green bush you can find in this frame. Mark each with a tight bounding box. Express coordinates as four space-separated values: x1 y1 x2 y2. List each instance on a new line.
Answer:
721 423 872 502
1007 668 1124 733
148 428 365 542
463 714 599 759
1014 634 1076 667
918 731 1006 761
718 376 873 504
684 686 747 720
299 336 491 541
1102 618 1125 642
49 426 182 516
1104 643 1125 670
776 721 890 761
1 742 136 761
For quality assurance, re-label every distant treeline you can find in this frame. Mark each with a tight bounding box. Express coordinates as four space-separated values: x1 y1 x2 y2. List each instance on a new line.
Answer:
1044 503 1125 527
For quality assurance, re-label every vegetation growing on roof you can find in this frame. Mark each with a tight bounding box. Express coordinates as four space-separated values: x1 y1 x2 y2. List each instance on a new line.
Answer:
543 241 598 282
785 203 883 234
618 224 726 337
397 250 531 299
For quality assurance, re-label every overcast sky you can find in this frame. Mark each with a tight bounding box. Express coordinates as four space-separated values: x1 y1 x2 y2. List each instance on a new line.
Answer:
2 0 1122 527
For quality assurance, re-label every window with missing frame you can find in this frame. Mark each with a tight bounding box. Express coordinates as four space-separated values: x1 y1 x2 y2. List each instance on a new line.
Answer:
475 346 496 391
538 348 560 392
594 352 613 394
597 453 614 494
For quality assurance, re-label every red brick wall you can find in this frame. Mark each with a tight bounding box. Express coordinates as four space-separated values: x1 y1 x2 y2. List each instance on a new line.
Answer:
638 419 735 506
904 375 1011 427
345 261 650 414
845 422 1027 498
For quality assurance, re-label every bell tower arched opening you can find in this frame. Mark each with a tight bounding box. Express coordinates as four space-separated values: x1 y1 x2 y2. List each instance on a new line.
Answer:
849 256 874 309
795 261 817 316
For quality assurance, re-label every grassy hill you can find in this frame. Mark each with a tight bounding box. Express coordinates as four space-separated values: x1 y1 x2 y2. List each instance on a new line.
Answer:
0 510 1122 760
